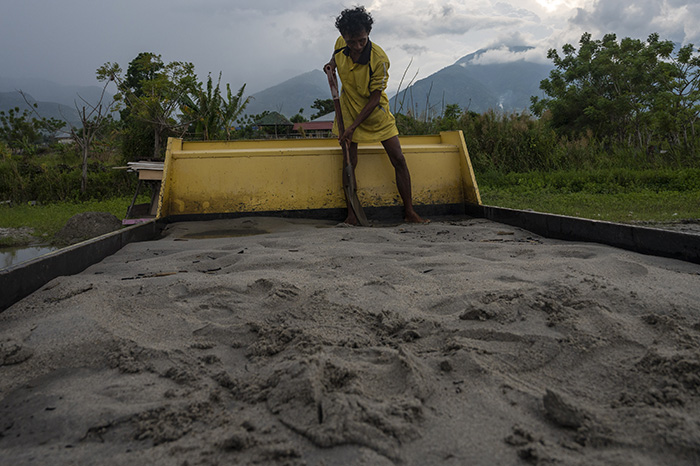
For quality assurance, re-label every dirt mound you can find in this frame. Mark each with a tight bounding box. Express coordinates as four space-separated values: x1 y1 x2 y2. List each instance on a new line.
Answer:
54 212 122 246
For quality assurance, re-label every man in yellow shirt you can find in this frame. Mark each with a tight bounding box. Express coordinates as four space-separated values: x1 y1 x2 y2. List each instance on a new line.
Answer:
326 6 426 225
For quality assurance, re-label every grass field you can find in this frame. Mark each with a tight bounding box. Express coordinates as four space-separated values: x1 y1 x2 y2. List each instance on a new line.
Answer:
477 168 700 225
479 189 700 224
0 196 145 247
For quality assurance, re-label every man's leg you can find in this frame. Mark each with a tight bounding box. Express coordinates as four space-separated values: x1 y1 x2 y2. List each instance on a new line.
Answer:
381 136 426 223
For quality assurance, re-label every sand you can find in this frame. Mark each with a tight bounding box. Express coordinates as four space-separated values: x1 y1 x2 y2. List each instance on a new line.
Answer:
1 216 700 465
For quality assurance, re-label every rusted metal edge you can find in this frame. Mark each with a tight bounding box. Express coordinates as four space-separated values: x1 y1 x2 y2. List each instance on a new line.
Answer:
0 219 166 312
466 204 700 265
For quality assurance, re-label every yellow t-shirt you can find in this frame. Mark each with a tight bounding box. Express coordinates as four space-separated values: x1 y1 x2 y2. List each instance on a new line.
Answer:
332 36 399 143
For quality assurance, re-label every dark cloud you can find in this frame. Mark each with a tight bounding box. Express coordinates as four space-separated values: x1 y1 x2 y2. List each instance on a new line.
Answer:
377 8 521 39
400 44 429 55
441 5 455 17
494 2 541 22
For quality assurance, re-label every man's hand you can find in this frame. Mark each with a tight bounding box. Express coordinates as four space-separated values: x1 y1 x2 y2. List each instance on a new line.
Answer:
324 56 337 73
340 125 355 145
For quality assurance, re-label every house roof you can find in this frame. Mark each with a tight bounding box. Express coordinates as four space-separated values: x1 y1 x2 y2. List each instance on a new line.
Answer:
292 111 335 131
293 120 334 131
256 111 293 126
311 111 335 122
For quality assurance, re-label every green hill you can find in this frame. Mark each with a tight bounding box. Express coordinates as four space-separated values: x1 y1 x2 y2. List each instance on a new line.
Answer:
0 91 81 129
244 69 331 118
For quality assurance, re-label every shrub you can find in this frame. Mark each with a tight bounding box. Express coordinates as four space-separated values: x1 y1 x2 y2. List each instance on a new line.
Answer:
0 151 137 203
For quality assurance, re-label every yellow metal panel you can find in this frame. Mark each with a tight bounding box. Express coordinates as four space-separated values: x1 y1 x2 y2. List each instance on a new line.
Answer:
157 131 480 218
156 137 180 218
439 131 481 205
167 154 343 214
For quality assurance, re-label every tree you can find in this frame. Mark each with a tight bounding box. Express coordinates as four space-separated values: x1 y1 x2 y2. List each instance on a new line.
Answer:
310 99 334 119
290 108 307 124
116 52 159 160
100 53 199 158
531 32 700 153
220 81 250 140
233 111 271 139
653 43 700 150
69 72 118 192
180 72 223 140
180 72 250 140
0 104 63 154
0 107 41 153
435 103 462 131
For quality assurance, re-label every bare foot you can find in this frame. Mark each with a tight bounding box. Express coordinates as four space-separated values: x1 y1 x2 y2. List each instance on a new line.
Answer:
343 212 359 225
404 211 429 224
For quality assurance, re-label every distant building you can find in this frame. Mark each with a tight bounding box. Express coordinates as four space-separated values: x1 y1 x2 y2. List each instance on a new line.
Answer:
293 112 334 138
255 111 294 138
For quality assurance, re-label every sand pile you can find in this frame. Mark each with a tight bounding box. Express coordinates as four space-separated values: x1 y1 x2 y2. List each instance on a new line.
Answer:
1 216 700 465
53 212 123 246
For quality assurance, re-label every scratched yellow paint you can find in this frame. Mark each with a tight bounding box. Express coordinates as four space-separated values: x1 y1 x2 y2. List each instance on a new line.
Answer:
157 131 481 218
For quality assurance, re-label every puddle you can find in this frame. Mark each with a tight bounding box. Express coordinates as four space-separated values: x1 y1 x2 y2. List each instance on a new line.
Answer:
164 217 340 241
181 228 269 239
1 245 58 270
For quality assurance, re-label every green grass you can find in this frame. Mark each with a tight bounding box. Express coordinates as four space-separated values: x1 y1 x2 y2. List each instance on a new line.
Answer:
0 196 148 246
480 189 700 223
477 168 700 224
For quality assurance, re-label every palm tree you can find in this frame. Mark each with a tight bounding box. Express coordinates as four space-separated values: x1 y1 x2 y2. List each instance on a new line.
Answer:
180 73 250 140
221 82 250 140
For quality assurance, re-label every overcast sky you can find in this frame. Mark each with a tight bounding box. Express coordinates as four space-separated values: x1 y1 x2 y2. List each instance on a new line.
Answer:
2 0 699 94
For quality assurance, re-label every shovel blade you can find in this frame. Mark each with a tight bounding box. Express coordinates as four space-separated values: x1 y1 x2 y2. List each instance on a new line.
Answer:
343 161 369 226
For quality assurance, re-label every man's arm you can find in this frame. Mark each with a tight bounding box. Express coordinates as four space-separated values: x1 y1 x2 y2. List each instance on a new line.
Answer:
340 89 382 144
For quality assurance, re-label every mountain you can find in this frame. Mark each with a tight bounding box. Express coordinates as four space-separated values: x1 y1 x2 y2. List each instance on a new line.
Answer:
242 46 552 119
389 64 498 116
244 69 331 118
0 76 116 129
0 91 81 128
389 46 553 116
0 76 113 110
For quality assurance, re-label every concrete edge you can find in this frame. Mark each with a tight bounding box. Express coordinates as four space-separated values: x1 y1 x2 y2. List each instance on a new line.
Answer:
466 204 700 265
0 219 165 312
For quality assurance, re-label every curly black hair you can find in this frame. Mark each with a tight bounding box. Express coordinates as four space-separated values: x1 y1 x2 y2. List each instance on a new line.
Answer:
335 6 373 37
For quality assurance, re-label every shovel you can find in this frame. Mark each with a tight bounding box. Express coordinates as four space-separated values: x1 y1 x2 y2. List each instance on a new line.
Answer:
324 64 370 226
